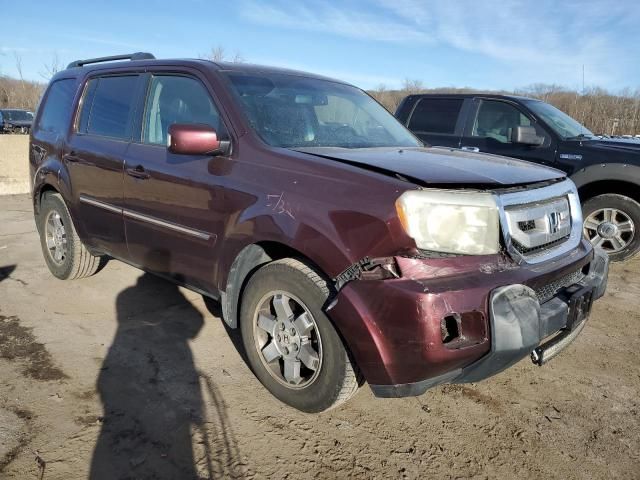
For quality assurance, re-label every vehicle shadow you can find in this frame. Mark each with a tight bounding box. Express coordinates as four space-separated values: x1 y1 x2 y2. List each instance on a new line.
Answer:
89 269 243 479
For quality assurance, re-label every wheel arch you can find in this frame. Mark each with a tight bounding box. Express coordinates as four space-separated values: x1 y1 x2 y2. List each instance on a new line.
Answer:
221 241 334 329
578 179 640 205
572 164 640 205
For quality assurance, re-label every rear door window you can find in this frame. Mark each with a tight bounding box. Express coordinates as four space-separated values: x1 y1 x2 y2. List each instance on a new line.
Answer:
408 98 464 134
78 75 139 140
36 79 77 135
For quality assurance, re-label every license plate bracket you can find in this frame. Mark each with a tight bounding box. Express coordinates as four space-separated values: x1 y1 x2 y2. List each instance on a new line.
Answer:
565 284 594 330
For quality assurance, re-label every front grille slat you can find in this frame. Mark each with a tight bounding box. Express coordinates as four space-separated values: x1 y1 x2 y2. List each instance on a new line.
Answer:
512 235 571 256
534 269 585 303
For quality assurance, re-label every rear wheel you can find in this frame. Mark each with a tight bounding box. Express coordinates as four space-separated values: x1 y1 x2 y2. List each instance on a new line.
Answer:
582 193 640 262
240 258 360 412
38 192 102 279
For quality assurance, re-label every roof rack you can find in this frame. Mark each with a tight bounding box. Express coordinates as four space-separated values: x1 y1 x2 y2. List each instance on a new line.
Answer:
66 52 155 69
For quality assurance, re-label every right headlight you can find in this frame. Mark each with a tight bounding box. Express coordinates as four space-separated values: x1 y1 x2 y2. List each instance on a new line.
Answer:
395 189 500 255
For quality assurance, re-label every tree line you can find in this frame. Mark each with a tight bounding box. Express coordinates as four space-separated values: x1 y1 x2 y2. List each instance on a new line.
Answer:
1 59 639 136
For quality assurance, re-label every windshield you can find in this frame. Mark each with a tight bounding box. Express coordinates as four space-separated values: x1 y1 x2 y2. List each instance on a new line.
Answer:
225 73 421 149
2 110 33 121
524 100 593 139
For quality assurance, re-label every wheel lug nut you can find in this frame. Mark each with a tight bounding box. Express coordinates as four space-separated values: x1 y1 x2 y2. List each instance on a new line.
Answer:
280 323 285 331
290 328 296 336
292 344 299 352
283 347 289 355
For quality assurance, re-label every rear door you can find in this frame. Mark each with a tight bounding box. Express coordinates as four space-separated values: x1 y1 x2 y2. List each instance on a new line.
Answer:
403 97 468 148
66 74 143 258
122 72 231 292
460 98 556 166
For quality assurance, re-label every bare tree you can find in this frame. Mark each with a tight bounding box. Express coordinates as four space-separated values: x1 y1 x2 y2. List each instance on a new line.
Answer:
200 45 245 63
40 52 62 81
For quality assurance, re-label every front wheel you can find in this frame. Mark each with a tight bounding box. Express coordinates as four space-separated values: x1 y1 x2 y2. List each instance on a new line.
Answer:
240 258 360 412
582 193 640 262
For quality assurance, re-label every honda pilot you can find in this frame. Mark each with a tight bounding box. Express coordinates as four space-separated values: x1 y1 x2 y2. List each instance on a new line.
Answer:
30 53 608 412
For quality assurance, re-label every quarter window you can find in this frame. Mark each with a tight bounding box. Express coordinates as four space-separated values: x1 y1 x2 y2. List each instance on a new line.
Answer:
472 100 532 143
142 75 225 146
37 79 77 135
408 98 464 134
78 76 139 139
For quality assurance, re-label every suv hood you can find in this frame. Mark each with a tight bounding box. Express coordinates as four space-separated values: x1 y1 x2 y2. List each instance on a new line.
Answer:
295 146 564 186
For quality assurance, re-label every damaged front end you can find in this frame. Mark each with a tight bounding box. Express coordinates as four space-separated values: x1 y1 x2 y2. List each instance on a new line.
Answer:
324 179 609 398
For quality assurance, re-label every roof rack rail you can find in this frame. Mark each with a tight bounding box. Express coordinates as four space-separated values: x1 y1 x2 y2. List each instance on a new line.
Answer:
66 52 155 69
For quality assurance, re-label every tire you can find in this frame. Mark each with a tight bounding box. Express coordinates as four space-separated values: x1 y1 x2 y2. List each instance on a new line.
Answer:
37 192 102 279
239 258 360 412
582 193 640 262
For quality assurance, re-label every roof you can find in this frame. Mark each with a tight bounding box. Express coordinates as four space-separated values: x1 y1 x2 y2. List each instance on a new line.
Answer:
58 53 350 86
406 93 539 102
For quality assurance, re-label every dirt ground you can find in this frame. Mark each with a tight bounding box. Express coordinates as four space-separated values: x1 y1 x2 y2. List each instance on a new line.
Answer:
0 193 638 479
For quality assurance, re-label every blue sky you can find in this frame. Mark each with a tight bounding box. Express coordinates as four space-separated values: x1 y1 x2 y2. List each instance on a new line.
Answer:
1 0 638 91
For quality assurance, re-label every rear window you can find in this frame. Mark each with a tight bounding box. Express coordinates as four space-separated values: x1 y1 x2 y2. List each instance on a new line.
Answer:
36 79 77 135
78 75 138 139
408 98 464 134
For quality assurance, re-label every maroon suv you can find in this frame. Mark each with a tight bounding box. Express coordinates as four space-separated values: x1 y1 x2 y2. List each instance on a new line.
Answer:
30 53 608 412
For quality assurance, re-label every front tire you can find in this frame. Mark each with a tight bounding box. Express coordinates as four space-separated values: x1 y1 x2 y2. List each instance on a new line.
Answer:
582 193 640 262
37 192 102 279
239 258 360 412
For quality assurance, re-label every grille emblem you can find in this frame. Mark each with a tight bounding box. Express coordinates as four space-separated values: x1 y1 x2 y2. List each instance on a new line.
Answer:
548 211 560 234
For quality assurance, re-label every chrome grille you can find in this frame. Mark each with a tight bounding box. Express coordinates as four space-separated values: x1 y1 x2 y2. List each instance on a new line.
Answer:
504 196 572 254
496 180 583 265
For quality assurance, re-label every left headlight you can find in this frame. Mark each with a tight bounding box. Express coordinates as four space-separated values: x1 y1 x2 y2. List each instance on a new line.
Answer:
395 189 500 255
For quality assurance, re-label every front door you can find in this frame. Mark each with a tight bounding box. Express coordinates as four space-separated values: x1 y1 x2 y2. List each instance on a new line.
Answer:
65 74 142 258
123 73 231 292
460 98 556 167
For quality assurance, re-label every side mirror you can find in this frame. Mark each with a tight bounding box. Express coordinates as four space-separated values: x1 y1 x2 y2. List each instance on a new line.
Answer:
167 124 228 155
511 125 544 146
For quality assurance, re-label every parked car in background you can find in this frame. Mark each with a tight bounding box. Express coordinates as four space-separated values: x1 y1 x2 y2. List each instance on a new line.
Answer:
396 94 640 261
0 108 34 134
30 53 608 412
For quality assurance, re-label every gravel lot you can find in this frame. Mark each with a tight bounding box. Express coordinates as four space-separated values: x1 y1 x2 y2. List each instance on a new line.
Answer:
0 193 639 479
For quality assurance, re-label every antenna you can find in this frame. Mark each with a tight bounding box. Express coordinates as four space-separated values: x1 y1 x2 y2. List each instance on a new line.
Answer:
581 65 586 135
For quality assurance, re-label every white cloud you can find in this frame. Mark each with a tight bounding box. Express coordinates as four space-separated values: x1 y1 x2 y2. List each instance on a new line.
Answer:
241 1 432 43
239 0 639 89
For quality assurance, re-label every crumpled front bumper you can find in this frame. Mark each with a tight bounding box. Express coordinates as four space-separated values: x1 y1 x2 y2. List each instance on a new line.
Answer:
369 247 609 398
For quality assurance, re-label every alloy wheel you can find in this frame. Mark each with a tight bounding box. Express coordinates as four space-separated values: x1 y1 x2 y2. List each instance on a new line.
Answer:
583 207 635 253
253 291 323 389
44 210 67 264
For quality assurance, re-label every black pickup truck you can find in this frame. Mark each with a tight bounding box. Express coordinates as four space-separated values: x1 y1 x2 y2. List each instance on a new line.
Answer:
396 94 640 261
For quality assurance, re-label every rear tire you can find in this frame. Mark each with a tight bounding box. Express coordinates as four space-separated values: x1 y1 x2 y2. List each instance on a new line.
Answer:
38 192 102 280
239 258 360 412
582 193 640 262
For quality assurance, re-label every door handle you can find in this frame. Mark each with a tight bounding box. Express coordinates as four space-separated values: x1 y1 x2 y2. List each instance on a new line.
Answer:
460 146 480 153
126 165 150 180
